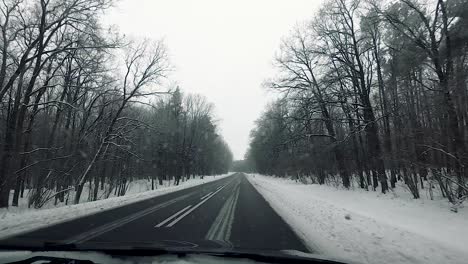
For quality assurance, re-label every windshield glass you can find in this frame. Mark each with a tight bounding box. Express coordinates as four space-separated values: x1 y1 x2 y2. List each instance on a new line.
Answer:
0 1 467 264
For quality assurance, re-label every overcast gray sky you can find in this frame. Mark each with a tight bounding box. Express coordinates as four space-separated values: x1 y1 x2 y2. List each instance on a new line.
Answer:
104 0 323 160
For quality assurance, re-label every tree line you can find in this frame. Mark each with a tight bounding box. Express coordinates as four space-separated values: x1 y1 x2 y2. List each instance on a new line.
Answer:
247 0 468 206
0 0 232 209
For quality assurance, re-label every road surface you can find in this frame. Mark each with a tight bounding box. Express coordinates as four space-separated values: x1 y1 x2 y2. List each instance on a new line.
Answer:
1 173 308 252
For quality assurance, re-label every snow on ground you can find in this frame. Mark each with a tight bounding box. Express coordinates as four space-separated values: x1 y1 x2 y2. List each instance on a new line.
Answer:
7 175 216 211
0 173 232 239
247 174 468 264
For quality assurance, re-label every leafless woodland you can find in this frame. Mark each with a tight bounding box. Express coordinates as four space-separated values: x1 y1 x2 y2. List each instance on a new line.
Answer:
246 0 468 209
0 0 232 208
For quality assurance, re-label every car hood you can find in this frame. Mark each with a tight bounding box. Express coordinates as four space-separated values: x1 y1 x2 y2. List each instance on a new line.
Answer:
0 238 355 264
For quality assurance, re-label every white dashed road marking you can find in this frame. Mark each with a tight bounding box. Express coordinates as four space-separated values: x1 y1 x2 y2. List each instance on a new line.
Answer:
155 205 192 227
162 183 229 227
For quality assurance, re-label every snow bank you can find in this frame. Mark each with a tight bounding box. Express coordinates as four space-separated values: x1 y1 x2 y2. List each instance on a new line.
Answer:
0 174 232 239
7 176 215 210
247 174 468 264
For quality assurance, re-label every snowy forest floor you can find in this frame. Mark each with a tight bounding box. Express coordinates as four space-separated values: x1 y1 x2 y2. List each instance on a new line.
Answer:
0 174 231 239
247 174 468 264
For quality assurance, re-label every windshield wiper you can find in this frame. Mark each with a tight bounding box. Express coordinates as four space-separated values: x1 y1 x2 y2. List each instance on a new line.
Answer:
6 256 95 264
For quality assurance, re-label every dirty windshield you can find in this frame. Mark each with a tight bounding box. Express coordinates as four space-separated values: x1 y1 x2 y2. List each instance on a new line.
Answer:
0 1 467 264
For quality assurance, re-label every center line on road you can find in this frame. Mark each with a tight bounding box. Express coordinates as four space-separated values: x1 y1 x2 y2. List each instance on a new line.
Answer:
63 192 193 244
165 183 230 227
200 192 213 200
155 205 192 228
205 181 240 242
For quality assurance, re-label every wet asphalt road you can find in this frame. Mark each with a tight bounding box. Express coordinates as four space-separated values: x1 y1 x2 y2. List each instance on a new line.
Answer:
0 173 308 252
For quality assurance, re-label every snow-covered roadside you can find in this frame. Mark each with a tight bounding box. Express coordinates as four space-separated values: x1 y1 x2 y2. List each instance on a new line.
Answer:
247 174 468 264
0 173 232 239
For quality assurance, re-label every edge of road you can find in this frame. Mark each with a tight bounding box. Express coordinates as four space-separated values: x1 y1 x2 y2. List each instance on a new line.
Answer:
0 173 237 240
244 173 318 254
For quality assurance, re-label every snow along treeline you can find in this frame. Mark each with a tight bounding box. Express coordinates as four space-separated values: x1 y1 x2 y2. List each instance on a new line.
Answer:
247 174 468 264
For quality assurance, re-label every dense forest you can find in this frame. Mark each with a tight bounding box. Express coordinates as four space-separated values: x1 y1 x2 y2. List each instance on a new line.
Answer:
247 0 468 206
0 0 232 209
